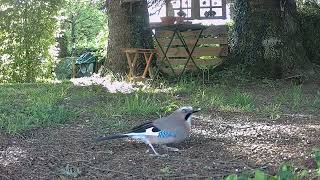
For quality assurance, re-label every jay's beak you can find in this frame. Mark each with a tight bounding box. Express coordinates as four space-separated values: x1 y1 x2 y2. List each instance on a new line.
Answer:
192 108 201 113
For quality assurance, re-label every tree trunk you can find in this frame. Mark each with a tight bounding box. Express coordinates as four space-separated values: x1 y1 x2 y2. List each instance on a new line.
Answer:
103 0 153 76
129 0 154 72
104 0 131 75
231 0 312 78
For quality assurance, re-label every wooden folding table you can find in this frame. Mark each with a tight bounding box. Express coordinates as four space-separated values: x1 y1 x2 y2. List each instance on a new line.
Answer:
122 48 157 81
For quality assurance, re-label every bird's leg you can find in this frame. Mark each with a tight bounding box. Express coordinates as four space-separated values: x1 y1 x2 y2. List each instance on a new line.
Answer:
146 142 169 157
147 142 159 155
161 145 180 152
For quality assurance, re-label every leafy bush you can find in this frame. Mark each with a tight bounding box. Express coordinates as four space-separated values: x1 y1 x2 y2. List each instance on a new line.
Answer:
0 0 63 83
298 1 320 65
60 0 108 57
55 57 73 80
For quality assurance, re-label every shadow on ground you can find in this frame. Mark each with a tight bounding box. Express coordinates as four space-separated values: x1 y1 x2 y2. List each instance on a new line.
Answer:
1 109 320 179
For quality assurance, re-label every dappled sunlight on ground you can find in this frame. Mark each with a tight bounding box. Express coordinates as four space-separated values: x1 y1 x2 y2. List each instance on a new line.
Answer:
191 112 319 169
227 142 311 165
0 146 26 167
69 74 179 94
193 113 316 141
70 74 135 93
1 110 320 178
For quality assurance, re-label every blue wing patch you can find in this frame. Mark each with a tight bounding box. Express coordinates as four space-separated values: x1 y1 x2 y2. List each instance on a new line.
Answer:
158 131 176 138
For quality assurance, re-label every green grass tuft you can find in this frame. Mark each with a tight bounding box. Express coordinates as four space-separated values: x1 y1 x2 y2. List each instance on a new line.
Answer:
273 85 305 112
261 103 282 120
291 85 303 110
122 92 161 115
0 83 74 134
0 80 318 134
226 89 255 112
311 91 320 110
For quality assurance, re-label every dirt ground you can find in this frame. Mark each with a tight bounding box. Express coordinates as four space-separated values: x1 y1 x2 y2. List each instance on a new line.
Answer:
1 109 320 179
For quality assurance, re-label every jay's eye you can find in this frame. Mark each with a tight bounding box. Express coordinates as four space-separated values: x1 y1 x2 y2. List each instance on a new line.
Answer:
182 109 187 113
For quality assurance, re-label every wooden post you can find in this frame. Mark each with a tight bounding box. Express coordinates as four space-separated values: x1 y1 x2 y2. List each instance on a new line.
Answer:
165 0 170 16
191 0 200 19
222 0 227 19
142 52 155 78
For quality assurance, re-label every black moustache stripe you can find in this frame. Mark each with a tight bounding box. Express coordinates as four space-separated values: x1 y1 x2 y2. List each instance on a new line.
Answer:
185 113 192 121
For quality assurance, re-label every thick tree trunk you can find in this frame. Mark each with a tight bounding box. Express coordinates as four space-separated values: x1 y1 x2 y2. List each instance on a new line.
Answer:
130 1 153 49
129 0 154 73
103 0 153 76
231 0 312 78
104 1 130 75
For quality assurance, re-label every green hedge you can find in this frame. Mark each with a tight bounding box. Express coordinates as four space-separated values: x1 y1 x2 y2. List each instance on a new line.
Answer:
298 1 320 65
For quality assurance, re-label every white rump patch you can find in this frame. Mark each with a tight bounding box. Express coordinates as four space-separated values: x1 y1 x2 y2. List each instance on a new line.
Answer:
145 127 160 136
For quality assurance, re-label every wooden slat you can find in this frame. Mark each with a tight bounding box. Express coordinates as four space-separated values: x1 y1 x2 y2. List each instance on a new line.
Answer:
156 30 202 38
157 37 228 47
160 60 223 75
168 58 224 66
158 47 228 57
155 30 174 38
122 48 157 53
159 60 224 76
202 25 228 36
156 25 229 38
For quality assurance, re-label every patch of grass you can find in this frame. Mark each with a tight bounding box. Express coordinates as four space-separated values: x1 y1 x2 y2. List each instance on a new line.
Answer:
273 85 304 112
104 92 177 117
259 78 279 88
226 89 255 112
213 65 255 85
274 91 287 105
209 94 226 108
224 164 314 180
1 79 317 134
261 103 282 120
314 148 320 169
122 92 162 115
311 91 320 110
176 83 255 112
0 83 75 134
171 79 202 95
182 85 221 108
223 148 320 179
291 85 303 110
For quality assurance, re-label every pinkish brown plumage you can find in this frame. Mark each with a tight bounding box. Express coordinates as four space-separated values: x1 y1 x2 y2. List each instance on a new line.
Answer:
96 106 200 155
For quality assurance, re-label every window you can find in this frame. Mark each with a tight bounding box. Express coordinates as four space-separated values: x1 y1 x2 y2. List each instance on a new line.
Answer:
169 0 227 20
172 0 192 18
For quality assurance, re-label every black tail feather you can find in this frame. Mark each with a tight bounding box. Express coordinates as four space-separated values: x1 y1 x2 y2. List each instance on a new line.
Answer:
96 134 128 142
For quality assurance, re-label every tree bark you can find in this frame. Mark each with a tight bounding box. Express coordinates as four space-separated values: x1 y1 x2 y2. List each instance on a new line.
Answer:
104 0 131 75
129 0 154 72
103 0 153 76
231 0 312 78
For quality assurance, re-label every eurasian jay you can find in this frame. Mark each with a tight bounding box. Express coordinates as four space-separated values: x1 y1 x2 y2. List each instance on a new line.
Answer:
96 106 200 155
